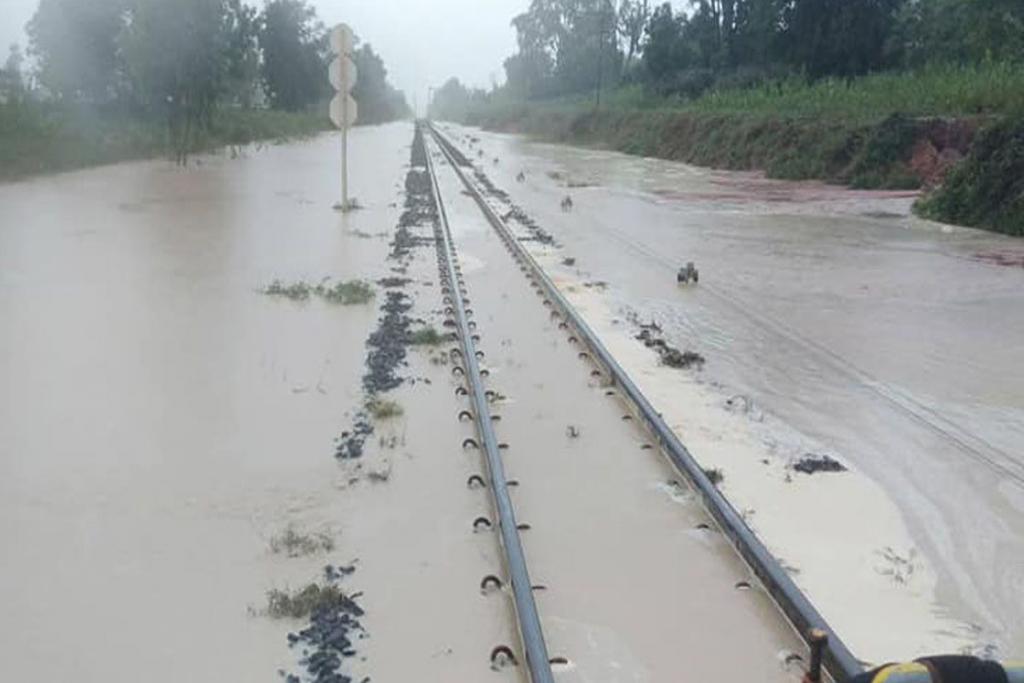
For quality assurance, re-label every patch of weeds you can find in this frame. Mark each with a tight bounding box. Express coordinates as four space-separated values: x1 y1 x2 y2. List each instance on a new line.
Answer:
270 525 334 558
409 326 444 346
367 397 403 420
263 279 313 301
266 583 349 620
703 467 725 485
263 278 374 305
316 279 374 305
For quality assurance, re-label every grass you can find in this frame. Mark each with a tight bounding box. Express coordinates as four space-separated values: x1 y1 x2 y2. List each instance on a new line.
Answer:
269 525 334 557
409 326 445 346
0 102 330 182
366 397 403 420
262 278 375 305
456 62 1024 195
473 62 1024 126
265 583 348 619
318 280 375 305
917 113 1024 236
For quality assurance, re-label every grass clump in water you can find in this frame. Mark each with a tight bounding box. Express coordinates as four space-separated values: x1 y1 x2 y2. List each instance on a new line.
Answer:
367 397 403 420
262 278 375 305
265 583 347 619
316 279 374 305
409 326 444 346
263 279 313 301
269 525 334 557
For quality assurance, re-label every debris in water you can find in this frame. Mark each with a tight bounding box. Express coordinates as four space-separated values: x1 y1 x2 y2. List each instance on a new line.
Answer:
791 454 847 475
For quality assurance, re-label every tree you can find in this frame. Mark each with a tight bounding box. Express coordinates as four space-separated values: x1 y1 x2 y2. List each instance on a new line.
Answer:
27 0 126 103
618 0 650 70
349 44 409 124
259 0 328 111
784 0 903 78
120 0 233 160
0 44 27 103
223 0 262 107
643 3 686 80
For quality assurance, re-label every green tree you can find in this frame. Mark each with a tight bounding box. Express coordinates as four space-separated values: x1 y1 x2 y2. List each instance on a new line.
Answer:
223 0 262 106
259 0 328 111
349 43 409 124
0 45 27 103
618 0 651 70
27 0 126 103
784 0 903 78
120 0 233 160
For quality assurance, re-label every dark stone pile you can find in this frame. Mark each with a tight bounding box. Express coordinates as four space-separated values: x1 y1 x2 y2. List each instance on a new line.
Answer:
285 565 366 683
334 127 437 460
635 324 705 370
792 454 847 475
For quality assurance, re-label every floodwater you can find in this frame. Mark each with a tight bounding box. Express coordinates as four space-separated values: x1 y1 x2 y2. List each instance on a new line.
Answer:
429 136 808 682
0 123 518 681
440 124 1024 661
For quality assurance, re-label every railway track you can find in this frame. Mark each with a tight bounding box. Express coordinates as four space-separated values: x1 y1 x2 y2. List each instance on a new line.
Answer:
420 121 863 683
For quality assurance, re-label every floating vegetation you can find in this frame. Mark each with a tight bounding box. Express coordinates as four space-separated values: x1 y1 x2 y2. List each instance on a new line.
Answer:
269 526 335 558
409 326 444 346
266 583 351 620
366 397 403 420
262 278 374 305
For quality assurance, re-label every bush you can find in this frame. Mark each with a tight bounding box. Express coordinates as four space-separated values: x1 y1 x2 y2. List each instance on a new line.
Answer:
917 115 1024 236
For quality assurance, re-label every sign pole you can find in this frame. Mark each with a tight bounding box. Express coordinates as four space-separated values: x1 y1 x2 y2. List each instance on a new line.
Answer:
329 23 358 212
342 111 348 208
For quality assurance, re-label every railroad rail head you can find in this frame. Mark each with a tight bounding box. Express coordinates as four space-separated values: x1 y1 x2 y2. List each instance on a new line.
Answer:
421 122 557 683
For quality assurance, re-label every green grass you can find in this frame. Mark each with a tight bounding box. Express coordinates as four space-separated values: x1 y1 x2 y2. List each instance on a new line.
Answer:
917 114 1024 236
262 278 375 305
0 102 331 182
265 583 348 619
317 280 375 305
366 397 403 420
684 62 1024 122
409 326 445 346
470 62 1024 127
269 525 334 557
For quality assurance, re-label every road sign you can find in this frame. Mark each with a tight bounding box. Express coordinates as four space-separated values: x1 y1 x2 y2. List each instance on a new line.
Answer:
329 23 358 211
329 94 358 129
329 56 357 94
330 23 355 57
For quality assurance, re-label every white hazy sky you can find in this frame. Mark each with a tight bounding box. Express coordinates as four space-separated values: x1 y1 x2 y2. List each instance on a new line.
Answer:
0 0 530 112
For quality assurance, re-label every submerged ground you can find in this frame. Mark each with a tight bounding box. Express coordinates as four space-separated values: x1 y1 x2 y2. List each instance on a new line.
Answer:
0 121 1021 679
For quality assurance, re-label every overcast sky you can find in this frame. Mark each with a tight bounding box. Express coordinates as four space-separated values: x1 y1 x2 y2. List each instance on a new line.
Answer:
0 0 528 112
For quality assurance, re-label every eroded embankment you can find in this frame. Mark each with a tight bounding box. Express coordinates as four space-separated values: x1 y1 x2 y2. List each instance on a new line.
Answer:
470 107 981 193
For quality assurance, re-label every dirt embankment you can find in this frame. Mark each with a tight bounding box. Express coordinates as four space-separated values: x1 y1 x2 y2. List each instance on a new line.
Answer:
470 107 980 192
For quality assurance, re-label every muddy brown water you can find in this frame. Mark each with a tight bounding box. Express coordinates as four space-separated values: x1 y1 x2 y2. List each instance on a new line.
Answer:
0 123 518 682
439 123 1024 661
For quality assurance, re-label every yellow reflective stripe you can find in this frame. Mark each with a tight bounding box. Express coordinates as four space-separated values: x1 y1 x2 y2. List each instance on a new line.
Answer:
874 663 930 683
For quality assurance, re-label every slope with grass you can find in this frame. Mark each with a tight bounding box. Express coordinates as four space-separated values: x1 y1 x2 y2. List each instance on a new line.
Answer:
0 104 332 181
462 63 1024 234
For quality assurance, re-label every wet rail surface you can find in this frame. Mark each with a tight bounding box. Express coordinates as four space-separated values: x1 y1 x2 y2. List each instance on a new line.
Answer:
422 121 860 682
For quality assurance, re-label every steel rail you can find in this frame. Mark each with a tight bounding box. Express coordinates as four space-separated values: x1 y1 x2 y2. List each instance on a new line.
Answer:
427 121 864 682
422 123 556 683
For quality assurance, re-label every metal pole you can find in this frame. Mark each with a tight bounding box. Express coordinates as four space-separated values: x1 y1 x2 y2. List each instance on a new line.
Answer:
341 113 349 209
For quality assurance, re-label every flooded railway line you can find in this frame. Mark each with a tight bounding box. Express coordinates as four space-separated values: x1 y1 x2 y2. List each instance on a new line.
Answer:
418 121 864 682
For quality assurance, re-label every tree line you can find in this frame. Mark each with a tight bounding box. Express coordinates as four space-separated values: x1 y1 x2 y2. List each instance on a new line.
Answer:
432 0 1024 115
0 0 408 155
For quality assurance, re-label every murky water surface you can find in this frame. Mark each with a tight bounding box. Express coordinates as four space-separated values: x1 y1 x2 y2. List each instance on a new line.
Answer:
0 125 416 680
446 124 1024 656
